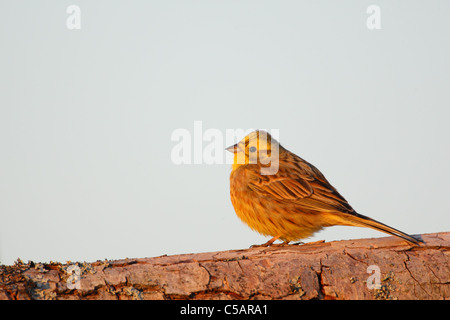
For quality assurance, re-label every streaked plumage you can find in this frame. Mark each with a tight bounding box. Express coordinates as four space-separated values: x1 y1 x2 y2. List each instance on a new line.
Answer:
227 130 421 246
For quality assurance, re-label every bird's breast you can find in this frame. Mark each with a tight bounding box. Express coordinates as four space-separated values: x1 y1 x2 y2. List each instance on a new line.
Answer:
229 167 278 236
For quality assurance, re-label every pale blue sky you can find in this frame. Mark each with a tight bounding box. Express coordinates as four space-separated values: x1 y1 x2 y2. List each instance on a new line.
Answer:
1 1 449 265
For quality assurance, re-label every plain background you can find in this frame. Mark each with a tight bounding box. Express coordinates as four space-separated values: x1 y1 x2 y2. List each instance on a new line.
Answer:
1 0 449 265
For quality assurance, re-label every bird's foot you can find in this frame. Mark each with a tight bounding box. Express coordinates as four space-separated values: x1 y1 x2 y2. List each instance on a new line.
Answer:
250 235 281 248
250 237 325 248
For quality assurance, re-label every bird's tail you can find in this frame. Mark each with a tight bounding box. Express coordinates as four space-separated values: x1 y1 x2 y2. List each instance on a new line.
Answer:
333 212 423 245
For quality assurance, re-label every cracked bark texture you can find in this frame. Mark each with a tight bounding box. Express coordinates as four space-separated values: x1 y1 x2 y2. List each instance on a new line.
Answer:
0 232 448 300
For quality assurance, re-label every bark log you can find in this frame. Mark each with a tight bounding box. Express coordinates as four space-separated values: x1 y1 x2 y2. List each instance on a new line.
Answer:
1 232 448 300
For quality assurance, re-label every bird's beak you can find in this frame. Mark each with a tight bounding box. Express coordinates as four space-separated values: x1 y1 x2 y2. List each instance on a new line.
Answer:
225 143 242 153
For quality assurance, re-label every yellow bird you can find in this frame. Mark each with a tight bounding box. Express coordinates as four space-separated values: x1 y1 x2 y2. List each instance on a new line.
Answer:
226 130 422 246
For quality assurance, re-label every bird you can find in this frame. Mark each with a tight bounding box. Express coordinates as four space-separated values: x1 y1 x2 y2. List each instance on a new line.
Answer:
226 130 422 246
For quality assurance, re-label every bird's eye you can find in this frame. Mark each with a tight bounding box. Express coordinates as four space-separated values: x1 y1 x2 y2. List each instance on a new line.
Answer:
249 146 257 152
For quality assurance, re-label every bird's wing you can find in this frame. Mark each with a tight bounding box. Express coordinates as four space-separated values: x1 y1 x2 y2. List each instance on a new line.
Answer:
247 155 355 213
248 174 313 199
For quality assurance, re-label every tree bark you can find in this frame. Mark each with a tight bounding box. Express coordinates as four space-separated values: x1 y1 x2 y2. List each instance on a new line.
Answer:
1 232 448 300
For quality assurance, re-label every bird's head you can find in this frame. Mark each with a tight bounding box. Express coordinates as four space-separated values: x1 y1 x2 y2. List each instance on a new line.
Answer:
226 130 280 174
